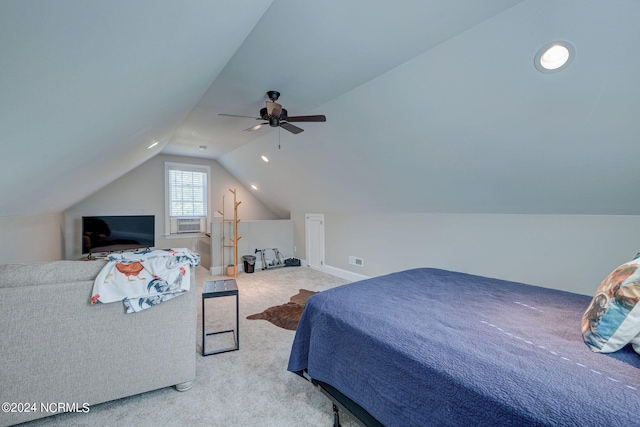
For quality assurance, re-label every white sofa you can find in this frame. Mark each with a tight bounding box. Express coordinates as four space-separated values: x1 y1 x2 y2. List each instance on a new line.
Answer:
0 260 197 426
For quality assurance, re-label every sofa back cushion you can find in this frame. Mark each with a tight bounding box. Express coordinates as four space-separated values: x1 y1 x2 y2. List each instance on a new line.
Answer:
0 260 107 288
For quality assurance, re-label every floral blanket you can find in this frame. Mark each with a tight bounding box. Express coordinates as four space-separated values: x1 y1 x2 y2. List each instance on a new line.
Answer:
91 248 200 313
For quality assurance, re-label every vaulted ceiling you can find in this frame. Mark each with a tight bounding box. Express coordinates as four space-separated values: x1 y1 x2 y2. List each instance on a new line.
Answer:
2 0 639 218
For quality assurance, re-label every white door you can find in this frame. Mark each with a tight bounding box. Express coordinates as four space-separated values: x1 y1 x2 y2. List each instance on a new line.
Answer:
305 214 325 271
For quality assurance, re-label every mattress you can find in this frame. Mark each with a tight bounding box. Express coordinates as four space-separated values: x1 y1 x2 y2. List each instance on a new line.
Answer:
288 268 640 426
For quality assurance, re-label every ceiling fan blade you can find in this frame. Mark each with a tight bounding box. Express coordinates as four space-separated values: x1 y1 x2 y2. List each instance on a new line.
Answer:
280 122 304 134
218 113 261 120
243 123 267 132
266 101 282 117
286 115 326 123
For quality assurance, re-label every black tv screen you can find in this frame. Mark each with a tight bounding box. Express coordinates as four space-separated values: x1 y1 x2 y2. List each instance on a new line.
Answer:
82 215 155 254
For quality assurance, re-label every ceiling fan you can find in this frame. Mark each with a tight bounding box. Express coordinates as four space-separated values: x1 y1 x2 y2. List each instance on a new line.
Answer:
219 91 326 134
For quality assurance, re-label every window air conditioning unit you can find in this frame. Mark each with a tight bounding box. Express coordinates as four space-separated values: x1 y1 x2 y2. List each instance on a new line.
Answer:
176 218 205 234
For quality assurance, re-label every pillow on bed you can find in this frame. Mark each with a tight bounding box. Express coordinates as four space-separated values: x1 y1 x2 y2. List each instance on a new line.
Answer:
582 259 640 354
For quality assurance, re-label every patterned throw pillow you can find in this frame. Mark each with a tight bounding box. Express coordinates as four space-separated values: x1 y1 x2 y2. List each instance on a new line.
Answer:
582 259 640 354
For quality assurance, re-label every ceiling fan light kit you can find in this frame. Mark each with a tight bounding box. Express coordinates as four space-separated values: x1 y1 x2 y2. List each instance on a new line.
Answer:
219 90 326 135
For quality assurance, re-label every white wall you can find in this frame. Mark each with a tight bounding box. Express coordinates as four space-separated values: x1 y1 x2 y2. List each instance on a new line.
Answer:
64 154 279 266
291 211 306 260
320 213 640 296
210 219 293 274
0 212 64 264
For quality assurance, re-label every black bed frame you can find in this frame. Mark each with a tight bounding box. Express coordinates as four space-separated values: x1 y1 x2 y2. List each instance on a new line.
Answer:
304 371 385 427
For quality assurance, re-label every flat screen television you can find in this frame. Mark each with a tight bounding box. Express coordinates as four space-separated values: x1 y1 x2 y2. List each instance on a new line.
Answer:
82 215 155 255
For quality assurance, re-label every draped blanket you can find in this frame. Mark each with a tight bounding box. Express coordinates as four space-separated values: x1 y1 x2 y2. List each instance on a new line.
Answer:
91 248 200 313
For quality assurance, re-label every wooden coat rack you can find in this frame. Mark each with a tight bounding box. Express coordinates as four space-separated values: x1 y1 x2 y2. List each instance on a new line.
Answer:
218 189 241 277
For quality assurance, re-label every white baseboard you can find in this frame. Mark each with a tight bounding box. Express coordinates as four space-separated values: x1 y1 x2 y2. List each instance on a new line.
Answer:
321 264 370 282
209 265 224 276
285 258 370 282
210 260 370 283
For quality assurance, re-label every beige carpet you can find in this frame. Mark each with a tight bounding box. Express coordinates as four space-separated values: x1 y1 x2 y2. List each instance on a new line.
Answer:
20 266 359 427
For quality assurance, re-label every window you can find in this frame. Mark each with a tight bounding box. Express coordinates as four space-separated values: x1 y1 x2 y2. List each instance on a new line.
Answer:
165 162 209 235
169 169 206 217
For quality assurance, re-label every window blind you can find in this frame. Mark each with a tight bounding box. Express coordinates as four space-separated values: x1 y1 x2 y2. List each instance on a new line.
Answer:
168 169 207 217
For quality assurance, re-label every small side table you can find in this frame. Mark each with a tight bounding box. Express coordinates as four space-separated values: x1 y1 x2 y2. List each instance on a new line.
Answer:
202 279 239 356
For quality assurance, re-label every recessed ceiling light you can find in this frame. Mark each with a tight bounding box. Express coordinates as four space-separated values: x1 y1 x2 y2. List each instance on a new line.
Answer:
147 141 159 149
261 155 269 162
251 184 258 190
535 41 575 73
198 145 207 151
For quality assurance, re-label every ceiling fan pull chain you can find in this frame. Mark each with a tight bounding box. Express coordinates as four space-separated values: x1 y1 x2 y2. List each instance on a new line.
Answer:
278 127 281 149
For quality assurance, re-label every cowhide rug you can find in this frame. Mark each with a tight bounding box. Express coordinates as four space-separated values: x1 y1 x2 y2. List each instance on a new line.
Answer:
247 289 318 331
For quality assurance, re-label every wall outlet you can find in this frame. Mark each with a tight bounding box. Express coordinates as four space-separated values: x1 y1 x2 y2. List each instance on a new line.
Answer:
349 256 364 267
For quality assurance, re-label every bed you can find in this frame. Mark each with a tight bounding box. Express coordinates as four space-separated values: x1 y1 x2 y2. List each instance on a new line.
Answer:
287 268 640 426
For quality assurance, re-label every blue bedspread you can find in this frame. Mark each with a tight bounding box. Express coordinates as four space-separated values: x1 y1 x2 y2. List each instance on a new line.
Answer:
287 268 640 426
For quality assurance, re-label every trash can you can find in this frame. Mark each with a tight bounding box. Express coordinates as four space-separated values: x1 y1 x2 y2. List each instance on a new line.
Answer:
243 255 256 273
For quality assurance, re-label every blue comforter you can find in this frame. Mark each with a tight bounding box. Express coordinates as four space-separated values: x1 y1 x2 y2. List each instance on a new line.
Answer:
288 268 640 426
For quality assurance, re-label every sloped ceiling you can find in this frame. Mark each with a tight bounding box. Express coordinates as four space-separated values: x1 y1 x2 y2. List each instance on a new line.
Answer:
2 1 640 218
0 0 272 216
